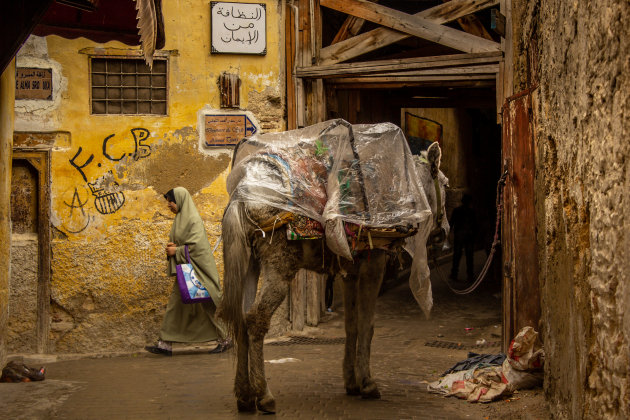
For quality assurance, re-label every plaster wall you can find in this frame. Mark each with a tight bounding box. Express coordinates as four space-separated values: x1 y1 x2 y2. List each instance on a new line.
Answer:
11 0 286 352
0 60 16 367
514 1 629 418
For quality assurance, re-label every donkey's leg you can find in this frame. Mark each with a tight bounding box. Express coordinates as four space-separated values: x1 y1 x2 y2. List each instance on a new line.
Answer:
342 272 361 395
356 251 388 399
234 257 260 412
234 329 256 412
245 270 290 413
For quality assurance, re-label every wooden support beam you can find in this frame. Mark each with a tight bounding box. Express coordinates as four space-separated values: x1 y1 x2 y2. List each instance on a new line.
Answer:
301 63 498 79
442 0 494 41
306 272 323 326
291 270 306 331
330 78 496 89
320 0 499 54
331 16 366 45
331 74 497 83
297 51 502 78
330 0 380 44
320 0 499 64
285 3 297 129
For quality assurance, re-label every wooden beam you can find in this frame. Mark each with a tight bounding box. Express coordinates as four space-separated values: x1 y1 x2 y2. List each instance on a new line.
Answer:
320 0 499 54
320 0 499 64
296 51 502 78
329 78 496 89
331 74 497 83
383 64 498 76
291 270 306 331
331 16 365 44
443 0 494 41
324 0 495 54
306 272 322 326
285 3 297 129
330 0 380 44
300 64 498 79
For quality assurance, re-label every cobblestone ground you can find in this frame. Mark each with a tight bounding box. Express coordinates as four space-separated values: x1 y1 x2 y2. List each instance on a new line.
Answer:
2 256 550 419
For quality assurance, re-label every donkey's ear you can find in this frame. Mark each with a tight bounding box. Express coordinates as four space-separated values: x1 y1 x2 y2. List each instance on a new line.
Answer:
427 141 442 169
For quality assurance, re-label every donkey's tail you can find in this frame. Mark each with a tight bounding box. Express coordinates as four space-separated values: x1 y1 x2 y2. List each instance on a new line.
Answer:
220 200 250 340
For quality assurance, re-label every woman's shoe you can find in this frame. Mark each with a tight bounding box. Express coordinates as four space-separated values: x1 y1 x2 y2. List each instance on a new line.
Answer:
209 339 232 354
145 340 173 356
144 345 172 356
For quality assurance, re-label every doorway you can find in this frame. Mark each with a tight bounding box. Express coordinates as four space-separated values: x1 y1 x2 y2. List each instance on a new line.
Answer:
9 148 51 354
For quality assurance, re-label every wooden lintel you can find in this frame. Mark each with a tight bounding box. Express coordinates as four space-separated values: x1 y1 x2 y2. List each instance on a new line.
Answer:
320 0 499 64
330 74 497 83
299 64 498 79
330 80 496 89
296 51 502 78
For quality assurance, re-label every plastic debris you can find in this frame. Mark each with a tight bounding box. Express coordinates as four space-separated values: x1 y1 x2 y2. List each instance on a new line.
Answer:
428 326 545 403
265 358 301 364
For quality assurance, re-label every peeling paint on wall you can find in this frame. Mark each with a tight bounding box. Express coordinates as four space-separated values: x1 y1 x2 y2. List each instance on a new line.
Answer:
14 36 68 132
9 0 286 353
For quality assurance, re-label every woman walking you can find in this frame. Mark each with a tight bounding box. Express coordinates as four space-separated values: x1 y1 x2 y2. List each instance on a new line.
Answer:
145 187 231 355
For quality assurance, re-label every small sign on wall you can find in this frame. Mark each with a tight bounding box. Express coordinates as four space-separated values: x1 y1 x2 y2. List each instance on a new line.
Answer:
211 2 266 55
204 114 257 147
15 68 53 100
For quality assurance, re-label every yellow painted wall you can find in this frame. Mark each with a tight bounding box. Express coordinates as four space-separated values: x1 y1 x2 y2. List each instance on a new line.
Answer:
12 0 285 352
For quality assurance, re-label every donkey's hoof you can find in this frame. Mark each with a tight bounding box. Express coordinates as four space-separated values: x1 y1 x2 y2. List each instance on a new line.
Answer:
361 383 381 400
256 396 276 414
345 386 361 396
236 398 256 412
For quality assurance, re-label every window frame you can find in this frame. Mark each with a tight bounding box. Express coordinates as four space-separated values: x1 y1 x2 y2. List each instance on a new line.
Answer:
88 54 169 116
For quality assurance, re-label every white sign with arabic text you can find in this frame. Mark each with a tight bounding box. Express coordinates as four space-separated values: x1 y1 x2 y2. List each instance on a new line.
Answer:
211 2 266 55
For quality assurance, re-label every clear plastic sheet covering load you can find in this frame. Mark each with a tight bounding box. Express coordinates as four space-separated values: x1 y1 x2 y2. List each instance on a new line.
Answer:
227 119 432 230
227 119 435 316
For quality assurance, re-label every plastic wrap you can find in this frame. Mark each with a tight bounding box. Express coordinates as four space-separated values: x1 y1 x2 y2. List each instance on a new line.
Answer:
227 119 434 315
227 119 432 229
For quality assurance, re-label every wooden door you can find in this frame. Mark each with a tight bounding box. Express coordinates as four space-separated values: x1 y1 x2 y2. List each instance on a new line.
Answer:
501 89 540 350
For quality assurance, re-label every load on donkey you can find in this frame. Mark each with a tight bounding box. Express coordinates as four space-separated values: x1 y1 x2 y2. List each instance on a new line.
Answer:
219 119 448 413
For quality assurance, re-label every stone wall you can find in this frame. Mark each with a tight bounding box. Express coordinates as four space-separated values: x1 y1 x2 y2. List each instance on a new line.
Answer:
514 1 629 418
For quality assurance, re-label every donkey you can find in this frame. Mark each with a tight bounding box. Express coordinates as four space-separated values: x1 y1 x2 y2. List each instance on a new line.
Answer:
220 121 446 413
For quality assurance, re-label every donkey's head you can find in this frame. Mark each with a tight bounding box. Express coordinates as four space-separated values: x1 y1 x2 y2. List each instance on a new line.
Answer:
415 142 449 248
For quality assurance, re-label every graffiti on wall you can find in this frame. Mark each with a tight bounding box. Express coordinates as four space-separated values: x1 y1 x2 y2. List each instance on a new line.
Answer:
61 186 91 234
62 128 152 233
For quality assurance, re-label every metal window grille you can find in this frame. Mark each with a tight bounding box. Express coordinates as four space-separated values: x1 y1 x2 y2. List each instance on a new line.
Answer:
91 58 167 115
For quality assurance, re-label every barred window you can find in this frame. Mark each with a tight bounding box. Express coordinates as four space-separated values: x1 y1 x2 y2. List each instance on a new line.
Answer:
90 58 167 115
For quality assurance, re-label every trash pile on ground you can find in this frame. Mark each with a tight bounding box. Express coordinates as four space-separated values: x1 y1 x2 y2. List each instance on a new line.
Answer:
428 326 544 403
0 361 45 383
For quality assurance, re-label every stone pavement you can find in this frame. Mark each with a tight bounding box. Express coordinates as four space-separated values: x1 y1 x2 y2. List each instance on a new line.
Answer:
2 256 550 419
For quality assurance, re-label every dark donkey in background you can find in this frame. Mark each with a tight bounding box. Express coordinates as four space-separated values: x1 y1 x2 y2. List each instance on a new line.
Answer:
219 121 447 413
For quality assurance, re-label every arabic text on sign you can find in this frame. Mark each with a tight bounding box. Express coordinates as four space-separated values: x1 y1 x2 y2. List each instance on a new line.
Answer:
15 67 53 100
211 2 266 55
